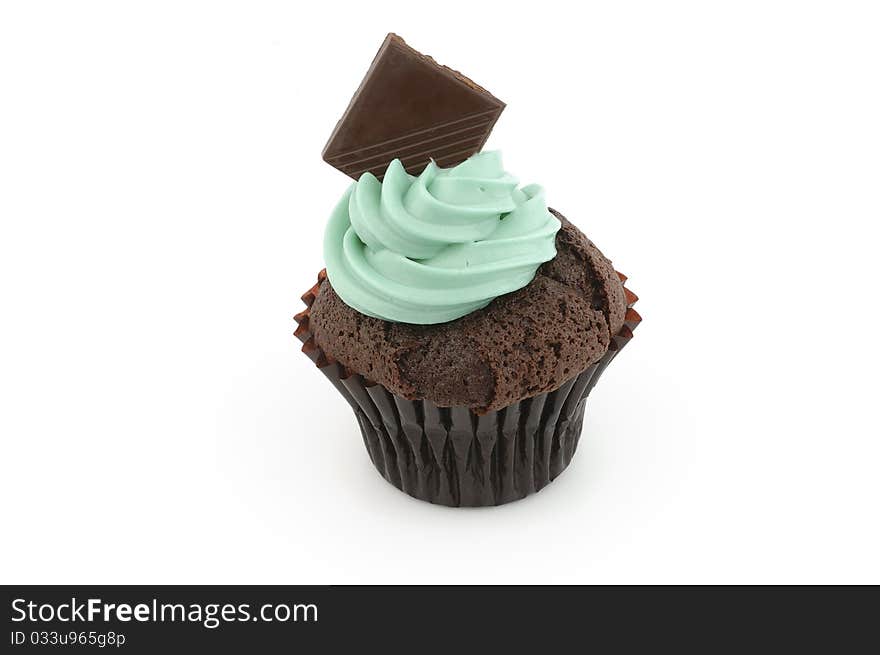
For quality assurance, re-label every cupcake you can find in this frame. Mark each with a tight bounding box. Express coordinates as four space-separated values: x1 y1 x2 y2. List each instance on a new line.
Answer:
295 34 640 506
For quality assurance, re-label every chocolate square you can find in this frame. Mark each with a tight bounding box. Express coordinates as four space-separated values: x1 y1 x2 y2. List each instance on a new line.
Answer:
322 33 505 180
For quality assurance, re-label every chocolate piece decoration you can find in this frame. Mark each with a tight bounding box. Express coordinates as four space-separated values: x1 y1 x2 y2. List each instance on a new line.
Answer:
323 33 505 180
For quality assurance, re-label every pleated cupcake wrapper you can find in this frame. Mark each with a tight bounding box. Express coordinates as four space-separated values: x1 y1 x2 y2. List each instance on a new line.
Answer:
295 269 641 507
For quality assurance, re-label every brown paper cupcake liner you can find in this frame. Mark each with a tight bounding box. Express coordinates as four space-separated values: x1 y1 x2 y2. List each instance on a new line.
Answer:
294 269 641 507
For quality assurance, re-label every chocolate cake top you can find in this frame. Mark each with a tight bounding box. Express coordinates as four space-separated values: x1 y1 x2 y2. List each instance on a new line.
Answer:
308 211 627 412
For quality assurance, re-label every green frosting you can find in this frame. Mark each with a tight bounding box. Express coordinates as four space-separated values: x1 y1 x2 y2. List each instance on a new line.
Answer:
323 151 561 324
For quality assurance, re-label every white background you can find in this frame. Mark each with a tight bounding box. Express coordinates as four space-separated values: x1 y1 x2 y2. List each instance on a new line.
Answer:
1 1 878 584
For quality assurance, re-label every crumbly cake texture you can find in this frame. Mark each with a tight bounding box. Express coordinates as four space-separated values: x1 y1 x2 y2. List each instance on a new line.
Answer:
307 210 627 413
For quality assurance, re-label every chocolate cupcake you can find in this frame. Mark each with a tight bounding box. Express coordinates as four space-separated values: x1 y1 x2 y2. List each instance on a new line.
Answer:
295 34 640 506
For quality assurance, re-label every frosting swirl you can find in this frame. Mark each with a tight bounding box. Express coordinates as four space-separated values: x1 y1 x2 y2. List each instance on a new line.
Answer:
323 151 560 324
